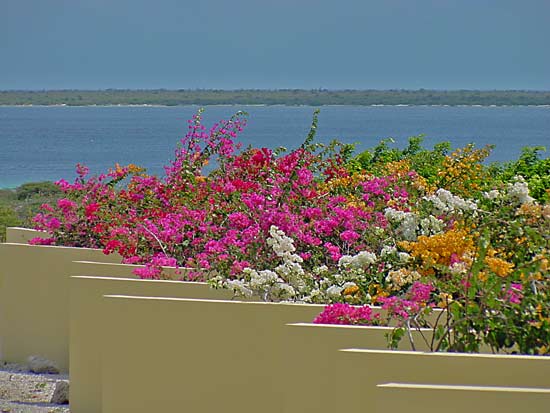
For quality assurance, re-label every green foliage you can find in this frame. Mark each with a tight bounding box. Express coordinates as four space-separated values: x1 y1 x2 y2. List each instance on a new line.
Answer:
0 182 63 240
15 181 61 201
498 147 550 202
407 140 452 185
349 135 450 185
0 204 21 242
342 136 550 355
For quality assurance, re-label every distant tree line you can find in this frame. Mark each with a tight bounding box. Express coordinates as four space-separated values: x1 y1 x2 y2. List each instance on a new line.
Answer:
1 89 550 106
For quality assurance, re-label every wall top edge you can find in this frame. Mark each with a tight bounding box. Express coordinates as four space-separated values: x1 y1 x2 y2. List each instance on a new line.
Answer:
72 260 192 271
1 242 105 252
377 382 550 393
73 260 141 267
102 294 325 308
340 348 550 361
286 322 432 331
71 275 208 286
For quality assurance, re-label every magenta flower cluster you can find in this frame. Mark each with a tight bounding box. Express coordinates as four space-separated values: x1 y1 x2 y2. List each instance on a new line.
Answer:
315 282 434 325
31 111 418 279
313 302 381 325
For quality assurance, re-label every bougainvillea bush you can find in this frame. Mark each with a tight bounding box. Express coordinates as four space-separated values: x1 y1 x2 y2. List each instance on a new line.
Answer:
31 110 550 354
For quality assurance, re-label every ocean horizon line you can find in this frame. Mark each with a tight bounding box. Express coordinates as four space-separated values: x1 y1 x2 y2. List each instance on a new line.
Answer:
2 103 550 109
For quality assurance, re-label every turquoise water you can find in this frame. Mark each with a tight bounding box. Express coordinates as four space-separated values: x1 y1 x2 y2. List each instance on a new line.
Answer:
1 105 549 188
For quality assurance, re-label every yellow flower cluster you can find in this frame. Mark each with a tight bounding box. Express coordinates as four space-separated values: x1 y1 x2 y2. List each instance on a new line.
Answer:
437 144 492 196
386 268 422 290
539 255 549 273
343 285 360 295
320 172 371 209
437 292 454 308
127 163 144 174
368 283 390 304
520 271 543 283
530 305 550 353
381 159 434 193
320 172 371 194
400 228 475 272
112 163 145 175
484 255 514 277
343 284 362 304
516 202 543 225
516 252 548 284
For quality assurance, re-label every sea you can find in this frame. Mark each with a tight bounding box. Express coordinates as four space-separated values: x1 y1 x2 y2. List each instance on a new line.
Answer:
1 105 549 189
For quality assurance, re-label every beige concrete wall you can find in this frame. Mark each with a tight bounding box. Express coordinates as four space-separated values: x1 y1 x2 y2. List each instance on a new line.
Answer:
95 296 550 413
72 260 141 279
6 239 541 413
70 276 238 413
71 273 415 413
99 296 332 413
72 260 189 280
339 349 550 413
281 323 433 413
5 227 49 244
376 383 550 413
340 349 550 388
0 243 121 371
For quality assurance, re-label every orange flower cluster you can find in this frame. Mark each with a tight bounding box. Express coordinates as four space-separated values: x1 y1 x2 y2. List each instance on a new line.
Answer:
484 254 514 277
320 172 371 194
522 252 550 279
381 159 434 193
516 202 543 225
320 172 372 209
437 144 492 196
368 283 390 304
343 284 360 296
400 228 475 271
111 163 144 175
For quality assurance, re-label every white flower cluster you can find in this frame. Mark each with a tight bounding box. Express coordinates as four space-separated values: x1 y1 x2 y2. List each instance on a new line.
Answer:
483 189 501 200
246 268 278 290
338 251 377 269
223 279 254 298
419 215 445 236
384 208 419 241
218 225 424 304
449 261 469 276
270 283 297 300
324 281 358 300
381 245 411 267
267 225 300 259
380 245 397 257
269 226 306 294
326 285 344 299
385 268 421 290
506 176 534 205
424 189 477 215
221 226 307 302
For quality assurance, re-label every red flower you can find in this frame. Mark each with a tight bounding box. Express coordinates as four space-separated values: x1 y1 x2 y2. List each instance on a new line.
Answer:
85 203 100 219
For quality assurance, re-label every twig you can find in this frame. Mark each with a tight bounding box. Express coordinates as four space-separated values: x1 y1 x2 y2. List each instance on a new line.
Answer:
140 224 168 257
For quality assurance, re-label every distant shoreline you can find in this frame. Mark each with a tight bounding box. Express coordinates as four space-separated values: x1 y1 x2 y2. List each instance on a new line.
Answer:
2 104 550 109
1 89 550 106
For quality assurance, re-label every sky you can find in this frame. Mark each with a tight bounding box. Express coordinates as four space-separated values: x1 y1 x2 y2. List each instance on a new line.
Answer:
1 0 549 90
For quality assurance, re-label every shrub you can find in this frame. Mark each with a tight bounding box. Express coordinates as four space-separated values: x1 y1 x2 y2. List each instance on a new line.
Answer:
29 111 550 354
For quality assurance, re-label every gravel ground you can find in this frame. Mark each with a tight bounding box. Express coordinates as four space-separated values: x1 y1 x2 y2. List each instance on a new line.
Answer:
0 362 69 413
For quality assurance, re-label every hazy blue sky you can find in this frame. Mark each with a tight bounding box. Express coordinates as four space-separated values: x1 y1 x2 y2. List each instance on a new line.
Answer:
1 0 549 90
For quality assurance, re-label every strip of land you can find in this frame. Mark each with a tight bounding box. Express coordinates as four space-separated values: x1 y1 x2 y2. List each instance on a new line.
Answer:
1 89 550 106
